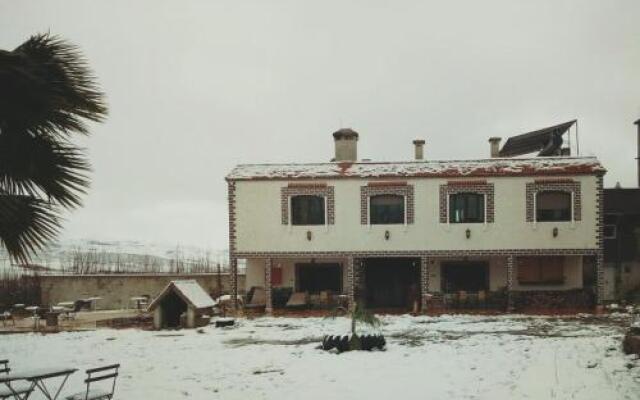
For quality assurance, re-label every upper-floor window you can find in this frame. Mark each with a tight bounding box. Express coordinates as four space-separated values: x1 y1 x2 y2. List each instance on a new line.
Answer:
536 191 571 222
449 193 485 223
291 195 325 225
370 194 405 224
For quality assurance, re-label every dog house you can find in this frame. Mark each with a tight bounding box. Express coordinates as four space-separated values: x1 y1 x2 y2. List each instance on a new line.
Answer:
147 280 215 329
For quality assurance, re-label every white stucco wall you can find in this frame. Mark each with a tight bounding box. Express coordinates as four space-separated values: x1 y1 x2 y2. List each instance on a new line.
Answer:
234 175 598 253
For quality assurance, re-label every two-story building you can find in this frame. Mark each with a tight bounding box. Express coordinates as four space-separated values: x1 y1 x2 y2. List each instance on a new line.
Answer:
226 127 605 313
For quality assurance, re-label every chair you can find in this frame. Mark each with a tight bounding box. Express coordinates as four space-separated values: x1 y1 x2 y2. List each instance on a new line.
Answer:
244 287 266 309
285 292 309 308
0 312 14 327
319 291 333 308
0 360 34 400
458 291 468 308
65 364 120 400
478 290 487 309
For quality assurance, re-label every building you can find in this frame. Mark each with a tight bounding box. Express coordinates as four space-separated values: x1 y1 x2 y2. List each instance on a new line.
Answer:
603 119 640 301
226 124 606 313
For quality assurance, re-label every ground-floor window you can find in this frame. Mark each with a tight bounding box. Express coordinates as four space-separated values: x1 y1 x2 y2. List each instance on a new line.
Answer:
517 256 564 285
295 263 342 294
441 262 489 292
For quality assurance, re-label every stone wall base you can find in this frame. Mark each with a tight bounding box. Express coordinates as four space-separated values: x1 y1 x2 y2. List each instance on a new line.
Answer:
511 289 595 310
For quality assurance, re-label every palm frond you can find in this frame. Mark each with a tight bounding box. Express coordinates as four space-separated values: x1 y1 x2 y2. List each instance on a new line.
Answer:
0 132 90 209
0 33 107 137
0 33 107 263
352 302 381 328
0 193 61 264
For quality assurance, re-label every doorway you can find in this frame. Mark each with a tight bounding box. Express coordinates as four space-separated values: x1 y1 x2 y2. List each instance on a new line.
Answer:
364 258 420 309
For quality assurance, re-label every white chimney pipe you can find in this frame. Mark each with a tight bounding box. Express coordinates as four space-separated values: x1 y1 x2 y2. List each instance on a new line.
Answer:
332 128 359 162
413 139 425 160
489 137 502 158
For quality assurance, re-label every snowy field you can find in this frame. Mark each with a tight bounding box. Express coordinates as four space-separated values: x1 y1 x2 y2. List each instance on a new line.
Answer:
2 314 639 400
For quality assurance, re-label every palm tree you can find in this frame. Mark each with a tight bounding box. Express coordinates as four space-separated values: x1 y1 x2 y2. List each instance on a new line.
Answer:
0 33 107 263
328 302 381 350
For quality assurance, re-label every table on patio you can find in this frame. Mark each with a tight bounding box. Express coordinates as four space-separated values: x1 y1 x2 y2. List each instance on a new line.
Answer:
24 306 41 330
83 297 102 311
0 366 77 400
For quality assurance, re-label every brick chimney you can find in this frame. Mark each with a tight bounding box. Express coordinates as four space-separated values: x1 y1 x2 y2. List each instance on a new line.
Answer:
489 137 502 158
332 128 359 162
413 139 425 160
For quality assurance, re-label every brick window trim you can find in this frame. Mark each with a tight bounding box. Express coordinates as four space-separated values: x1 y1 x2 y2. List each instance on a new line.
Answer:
281 186 335 225
526 181 581 222
360 185 415 225
439 182 495 223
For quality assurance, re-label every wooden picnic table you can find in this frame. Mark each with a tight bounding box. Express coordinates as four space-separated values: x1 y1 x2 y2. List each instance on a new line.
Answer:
0 366 77 400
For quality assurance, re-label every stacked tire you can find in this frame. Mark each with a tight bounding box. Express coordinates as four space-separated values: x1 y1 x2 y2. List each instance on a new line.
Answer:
322 334 386 352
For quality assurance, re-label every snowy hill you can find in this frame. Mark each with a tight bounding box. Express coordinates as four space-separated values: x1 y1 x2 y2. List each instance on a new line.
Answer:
0 239 229 275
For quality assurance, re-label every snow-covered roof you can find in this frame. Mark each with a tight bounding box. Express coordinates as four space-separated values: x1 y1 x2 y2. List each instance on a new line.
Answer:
226 156 605 181
148 280 215 311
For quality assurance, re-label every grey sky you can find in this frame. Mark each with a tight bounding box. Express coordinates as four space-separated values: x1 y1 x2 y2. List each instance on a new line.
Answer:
2 0 639 250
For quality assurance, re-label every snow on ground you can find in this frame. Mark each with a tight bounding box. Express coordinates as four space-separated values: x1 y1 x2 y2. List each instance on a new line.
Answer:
1 314 639 400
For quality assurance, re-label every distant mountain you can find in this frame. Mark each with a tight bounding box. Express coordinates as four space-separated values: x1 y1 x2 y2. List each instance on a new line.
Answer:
0 239 229 275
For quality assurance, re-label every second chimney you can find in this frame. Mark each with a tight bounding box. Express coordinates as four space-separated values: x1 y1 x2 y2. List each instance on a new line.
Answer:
489 137 502 158
332 128 359 162
413 139 425 160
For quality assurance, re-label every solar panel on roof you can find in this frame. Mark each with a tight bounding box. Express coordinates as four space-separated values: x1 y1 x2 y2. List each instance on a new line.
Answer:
499 120 576 157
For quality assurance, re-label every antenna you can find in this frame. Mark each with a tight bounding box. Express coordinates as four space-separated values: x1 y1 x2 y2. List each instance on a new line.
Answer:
567 122 572 154
576 120 580 156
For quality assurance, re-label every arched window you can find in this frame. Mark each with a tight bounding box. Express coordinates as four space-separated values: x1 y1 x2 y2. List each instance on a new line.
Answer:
291 195 325 225
536 191 571 222
449 192 485 223
370 194 405 224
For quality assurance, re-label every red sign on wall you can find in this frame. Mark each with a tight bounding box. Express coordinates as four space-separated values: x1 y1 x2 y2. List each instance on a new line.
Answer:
271 267 283 285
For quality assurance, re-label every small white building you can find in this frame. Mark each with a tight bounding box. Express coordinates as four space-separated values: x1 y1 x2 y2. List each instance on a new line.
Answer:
148 280 215 329
226 124 606 313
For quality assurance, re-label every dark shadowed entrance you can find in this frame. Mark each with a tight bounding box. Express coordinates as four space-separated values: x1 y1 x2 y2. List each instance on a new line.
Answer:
364 258 420 309
441 262 489 292
161 291 188 328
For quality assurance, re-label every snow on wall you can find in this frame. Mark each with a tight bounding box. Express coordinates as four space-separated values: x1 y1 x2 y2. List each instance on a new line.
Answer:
227 157 604 181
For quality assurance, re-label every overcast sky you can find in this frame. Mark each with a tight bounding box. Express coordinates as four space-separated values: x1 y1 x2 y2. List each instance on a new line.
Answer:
2 1 639 251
